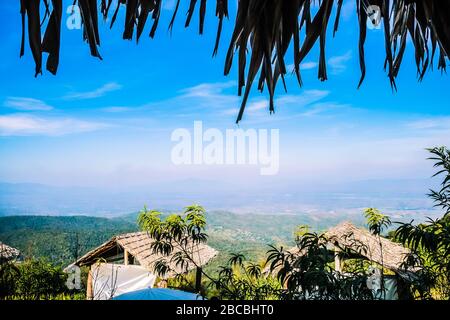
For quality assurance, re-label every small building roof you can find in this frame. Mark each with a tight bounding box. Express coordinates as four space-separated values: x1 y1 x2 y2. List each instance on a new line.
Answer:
0 241 20 262
266 222 414 275
73 232 218 278
325 221 412 272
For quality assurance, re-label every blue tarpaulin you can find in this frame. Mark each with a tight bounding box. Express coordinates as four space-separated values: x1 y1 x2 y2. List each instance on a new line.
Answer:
112 288 204 300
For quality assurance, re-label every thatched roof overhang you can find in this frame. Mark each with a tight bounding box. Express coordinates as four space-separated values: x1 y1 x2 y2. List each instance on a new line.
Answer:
72 231 218 278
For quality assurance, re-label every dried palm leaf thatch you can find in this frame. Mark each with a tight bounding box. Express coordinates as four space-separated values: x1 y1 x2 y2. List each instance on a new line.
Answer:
264 222 416 276
72 232 218 278
0 241 21 262
19 0 449 122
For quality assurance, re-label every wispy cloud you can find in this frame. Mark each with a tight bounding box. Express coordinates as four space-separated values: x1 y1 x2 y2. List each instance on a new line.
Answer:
276 90 330 107
301 61 319 70
136 83 329 121
405 117 450 131
298 102 353 117
166 81 239 112
63 82 122 100
91 81 335 126
91 81 332 124
221 100 269 116
179 81 235 99
0 114 106 136
247 100 269 112
286 61 318 72
101 106 133 113
4 97 53 111
328 51 352 74
94 81 238 119
221 90 332 121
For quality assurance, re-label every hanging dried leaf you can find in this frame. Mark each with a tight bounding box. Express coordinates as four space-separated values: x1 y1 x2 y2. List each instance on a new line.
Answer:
19 0 450 123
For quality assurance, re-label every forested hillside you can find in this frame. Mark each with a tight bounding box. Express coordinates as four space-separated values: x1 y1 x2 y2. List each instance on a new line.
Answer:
0 210 408 268
0 216 137 266
0 211 338 267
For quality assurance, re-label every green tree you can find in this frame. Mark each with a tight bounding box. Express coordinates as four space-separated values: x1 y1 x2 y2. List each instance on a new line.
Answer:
135 147 450 300
395 147 450 299
0 261 19 299
137 205 211 293
0 258 70 300
266 231 373 300
211 253 281 300
138 205 282 299
364 208 391 298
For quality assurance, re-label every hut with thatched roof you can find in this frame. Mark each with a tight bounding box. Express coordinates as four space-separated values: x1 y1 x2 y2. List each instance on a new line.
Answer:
325 221 417 299
0 241 20 263
70 231 217 299
324 221 413 274
279 222 413 272
269 221 415 299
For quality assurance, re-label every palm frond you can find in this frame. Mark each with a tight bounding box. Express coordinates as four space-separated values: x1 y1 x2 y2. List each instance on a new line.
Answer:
19 0 450 122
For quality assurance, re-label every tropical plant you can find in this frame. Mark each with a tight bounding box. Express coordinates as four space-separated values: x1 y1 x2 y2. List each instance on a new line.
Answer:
137 205 211 292
19 1 449 122
266 231 373 300
138 204 282 299
364 207 391 298
210 253 281 300
137 203 427 300
0 258 70 300
364 208 391 236
294 224 310 241
0 261 20 299
394 147 450 300
137 147 450 300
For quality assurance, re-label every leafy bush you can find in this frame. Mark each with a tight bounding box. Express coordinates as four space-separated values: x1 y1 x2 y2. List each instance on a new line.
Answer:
394 147 450 299
211 253 281 300
266 232 373 300
0 261 19 298
0 258 74 300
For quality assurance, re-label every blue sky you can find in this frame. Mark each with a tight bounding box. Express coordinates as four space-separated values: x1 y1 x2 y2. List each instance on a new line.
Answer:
0 1 449 190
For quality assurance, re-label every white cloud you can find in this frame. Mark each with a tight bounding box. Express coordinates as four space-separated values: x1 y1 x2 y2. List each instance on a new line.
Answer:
179 81 235 99
301 61 319 70
405 117 450 131
286 61 318 72
220 90 331 119
112 81 330 123
0 114 106 136
64 82 122 100
328 51 352 74
170 81 239 112
298 102 352 117
91 81 239 120
101 106 133 113
277 90 330 107
221 100 269 116
219 90 333 123
4 97 53 111
247 100 269 112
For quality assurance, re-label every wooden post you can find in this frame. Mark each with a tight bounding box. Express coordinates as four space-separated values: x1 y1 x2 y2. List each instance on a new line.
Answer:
124 250 129 265
334 246 342 273
195 267 202 293
157 279 168 288
86 266 93 300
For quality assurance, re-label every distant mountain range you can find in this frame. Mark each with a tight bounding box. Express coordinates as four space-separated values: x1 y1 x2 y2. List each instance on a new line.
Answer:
0 177 440 217
0 206 444 269
0 176 444 274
